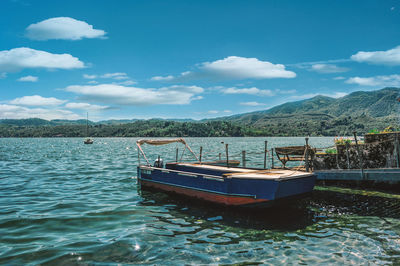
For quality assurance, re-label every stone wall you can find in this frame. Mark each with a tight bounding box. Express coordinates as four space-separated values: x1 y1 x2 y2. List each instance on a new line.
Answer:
313 132 400 170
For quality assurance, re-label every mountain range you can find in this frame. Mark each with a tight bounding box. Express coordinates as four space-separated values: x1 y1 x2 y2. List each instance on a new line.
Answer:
221 87 399 123
1 87 399 136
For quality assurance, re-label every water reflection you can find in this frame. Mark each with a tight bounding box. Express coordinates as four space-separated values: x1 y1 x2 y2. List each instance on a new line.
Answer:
138 185 400 233
138 188 317 231
135 186 400 264
311 188 400 219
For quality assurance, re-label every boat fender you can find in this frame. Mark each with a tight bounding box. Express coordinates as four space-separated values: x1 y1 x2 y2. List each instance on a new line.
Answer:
154 158 164 168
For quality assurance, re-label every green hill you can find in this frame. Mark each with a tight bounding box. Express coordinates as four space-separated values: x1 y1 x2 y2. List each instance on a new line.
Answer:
216 87 399 136
225 87 399 121
267 87 399 117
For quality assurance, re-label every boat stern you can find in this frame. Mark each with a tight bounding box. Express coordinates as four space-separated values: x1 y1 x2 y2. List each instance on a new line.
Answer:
274 173 316 200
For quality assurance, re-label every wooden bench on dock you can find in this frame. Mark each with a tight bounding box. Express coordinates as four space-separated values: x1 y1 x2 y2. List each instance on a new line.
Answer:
275 145 315 169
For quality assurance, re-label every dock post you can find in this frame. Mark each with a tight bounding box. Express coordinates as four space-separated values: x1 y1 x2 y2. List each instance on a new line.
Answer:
335 146 340 169
176 148 179 162
242 150 246 168
264 141 268 169
305 137 309 172
395 133 399 168
271 148 275 169
353 131 365 179
199 146 203 164
225 144 229 168
345 142 351 169
219 153 221 161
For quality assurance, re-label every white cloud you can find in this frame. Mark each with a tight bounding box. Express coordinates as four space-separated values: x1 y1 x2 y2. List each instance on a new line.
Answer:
333 76 345 80
0 47 85 72
310 64 348 73
166 85 204 93
65 102 110 111
85 72 130 80
346 74 400 87
192 95 203 100
218 86 295 96
0 104 80 120
83 74 97 79
275 89 296 94
200 56 296 79
222 87 275 96
9 95 66 106
25 17 106 41
240 101 266 106
115 80 136 85
204 110 231 116
207 110 219 114
328 92 348 98
154 56 296 82
64 84 204 106
351 46 400 65
289 58 351 69
346 77 378 86
208 85 225 90
0 72 7 79
151 75 175 81
17 75 38 82
84 73 134 84
101 72 128 80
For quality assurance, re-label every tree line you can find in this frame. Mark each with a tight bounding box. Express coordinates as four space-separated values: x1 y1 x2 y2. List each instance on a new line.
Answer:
0 117 397 138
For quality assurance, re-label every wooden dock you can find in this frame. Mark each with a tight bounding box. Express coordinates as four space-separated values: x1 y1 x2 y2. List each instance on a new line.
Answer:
315 168 400 183
314 168 400 191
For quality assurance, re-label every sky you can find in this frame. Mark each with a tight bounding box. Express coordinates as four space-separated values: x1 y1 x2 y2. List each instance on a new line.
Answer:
0 0 399 121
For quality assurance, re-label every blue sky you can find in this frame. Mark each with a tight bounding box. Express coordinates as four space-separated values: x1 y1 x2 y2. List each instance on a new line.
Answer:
0 0 399 121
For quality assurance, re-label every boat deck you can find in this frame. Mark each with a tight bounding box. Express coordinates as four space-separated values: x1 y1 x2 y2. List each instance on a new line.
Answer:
174 163 313 180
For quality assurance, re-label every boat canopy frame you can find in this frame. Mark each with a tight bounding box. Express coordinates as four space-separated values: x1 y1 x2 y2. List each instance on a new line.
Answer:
136 138 200 166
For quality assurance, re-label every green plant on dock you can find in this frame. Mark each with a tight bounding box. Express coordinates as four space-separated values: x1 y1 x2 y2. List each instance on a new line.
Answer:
368 125 398 134
325 148 337 154
382 125 395 133
334 137 352 145
368 128 380 134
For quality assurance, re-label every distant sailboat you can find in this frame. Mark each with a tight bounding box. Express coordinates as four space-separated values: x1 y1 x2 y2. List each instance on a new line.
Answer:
84 112 93 144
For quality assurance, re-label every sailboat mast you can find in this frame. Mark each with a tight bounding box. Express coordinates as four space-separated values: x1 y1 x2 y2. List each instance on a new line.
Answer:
86 112 89 137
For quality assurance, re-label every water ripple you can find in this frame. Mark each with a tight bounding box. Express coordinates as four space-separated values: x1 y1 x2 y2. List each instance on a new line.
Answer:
0 137 399 264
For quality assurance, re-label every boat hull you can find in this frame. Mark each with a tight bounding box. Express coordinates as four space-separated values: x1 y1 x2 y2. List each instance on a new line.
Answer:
137 165 316 208
139 179 270 206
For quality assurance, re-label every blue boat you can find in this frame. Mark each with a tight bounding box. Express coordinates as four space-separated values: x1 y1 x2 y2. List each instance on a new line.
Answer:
136 138 316 208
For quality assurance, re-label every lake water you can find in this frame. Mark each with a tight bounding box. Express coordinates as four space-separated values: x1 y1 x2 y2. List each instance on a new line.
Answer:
1 137 399 264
